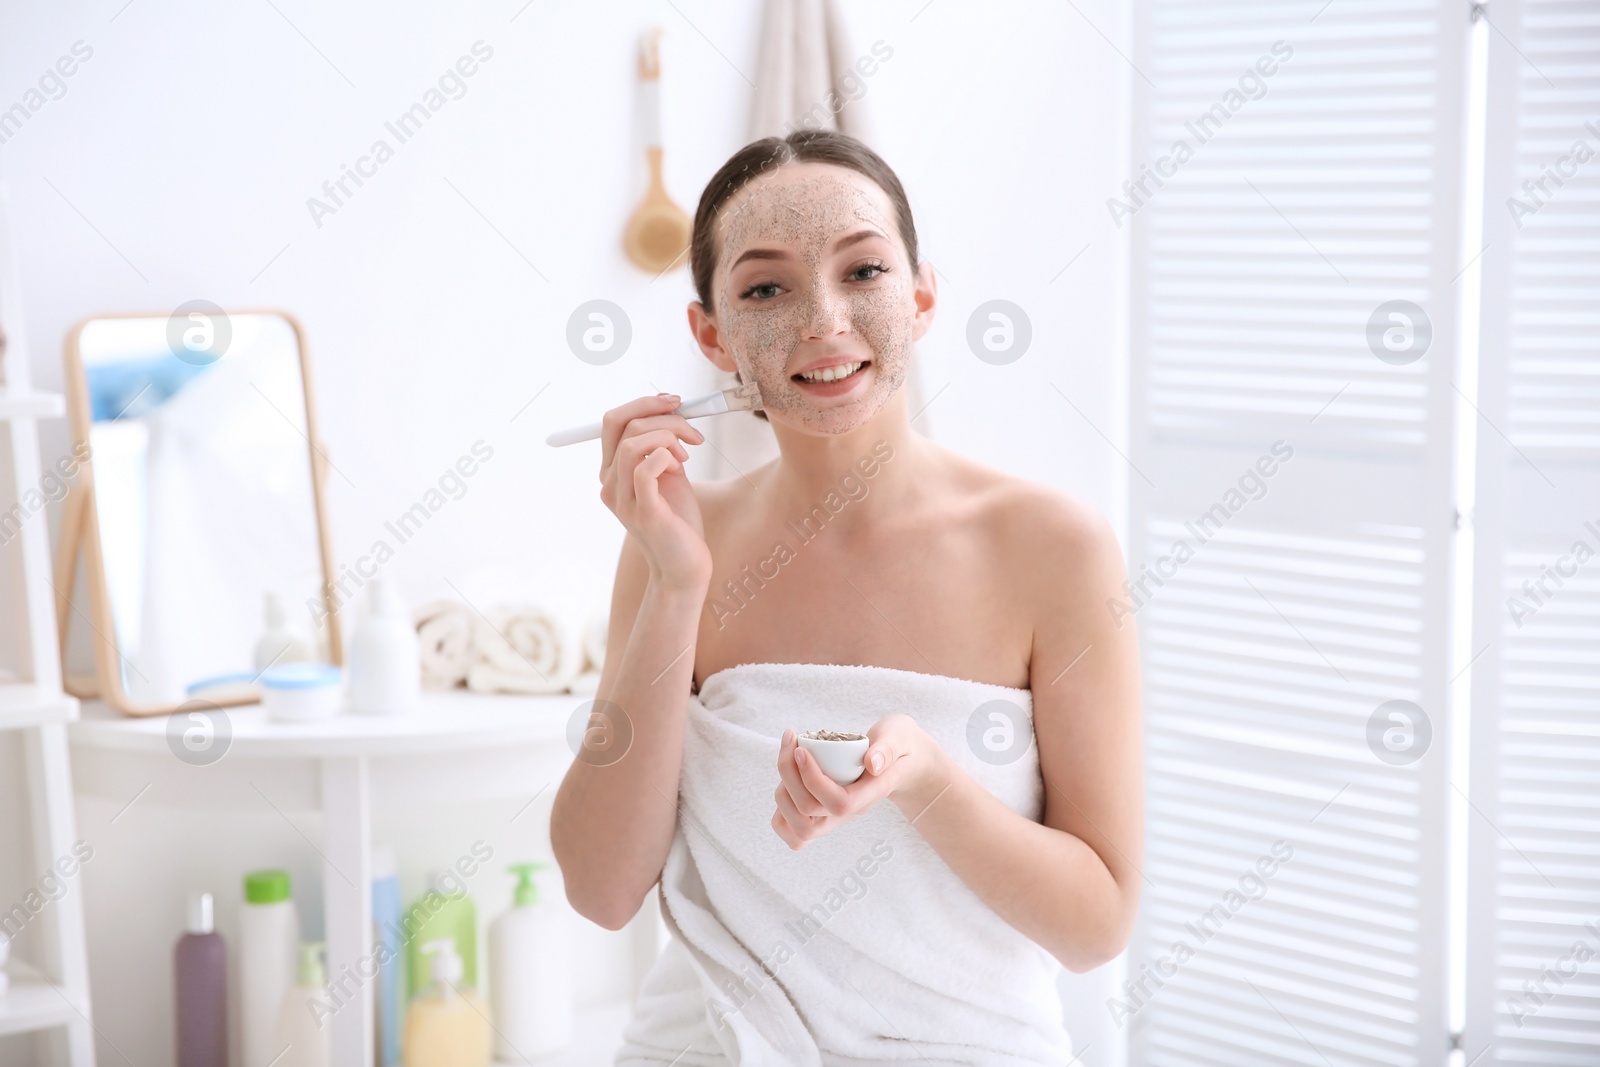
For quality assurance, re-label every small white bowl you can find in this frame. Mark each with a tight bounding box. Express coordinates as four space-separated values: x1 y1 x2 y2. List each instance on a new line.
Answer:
796 730 870 786
261 664 344 723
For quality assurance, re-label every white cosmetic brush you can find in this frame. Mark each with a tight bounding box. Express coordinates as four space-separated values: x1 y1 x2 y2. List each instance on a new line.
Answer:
545 381 764 447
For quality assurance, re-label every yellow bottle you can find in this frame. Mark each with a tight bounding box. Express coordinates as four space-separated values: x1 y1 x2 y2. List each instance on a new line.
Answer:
403 938 491 1067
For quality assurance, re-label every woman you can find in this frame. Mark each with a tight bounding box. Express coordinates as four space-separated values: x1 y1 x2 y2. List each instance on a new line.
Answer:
552 130 1143 1066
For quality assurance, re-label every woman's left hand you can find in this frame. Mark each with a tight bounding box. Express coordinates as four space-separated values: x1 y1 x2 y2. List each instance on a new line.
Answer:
771 714 952 850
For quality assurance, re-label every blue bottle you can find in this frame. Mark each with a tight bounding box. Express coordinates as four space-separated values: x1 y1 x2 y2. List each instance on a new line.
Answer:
372 845 404 1065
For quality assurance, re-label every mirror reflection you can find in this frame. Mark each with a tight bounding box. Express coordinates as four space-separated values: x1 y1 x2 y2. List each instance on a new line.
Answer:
79 312 330 705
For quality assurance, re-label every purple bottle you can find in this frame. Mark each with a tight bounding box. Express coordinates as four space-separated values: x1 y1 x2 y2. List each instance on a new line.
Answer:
174 891 228 1067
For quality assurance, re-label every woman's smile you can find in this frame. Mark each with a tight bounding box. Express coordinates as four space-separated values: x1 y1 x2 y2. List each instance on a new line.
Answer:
791 357 873 397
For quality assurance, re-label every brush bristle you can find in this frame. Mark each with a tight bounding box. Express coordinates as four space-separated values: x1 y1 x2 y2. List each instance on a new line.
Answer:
729 380 764 412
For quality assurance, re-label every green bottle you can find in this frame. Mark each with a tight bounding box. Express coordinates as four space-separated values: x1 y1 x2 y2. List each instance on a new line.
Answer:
404 870 477 999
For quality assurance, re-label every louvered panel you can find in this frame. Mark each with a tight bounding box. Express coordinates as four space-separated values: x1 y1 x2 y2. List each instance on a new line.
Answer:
1129 0 1462 1062
1132 524 1438 1061
1143 2 1447 447
1466 0 1600 1063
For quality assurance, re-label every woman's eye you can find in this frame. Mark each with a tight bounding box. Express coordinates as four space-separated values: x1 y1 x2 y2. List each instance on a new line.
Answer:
742 282 783 300
850 263 887 282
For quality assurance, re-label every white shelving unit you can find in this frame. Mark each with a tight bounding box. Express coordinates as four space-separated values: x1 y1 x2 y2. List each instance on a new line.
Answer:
0 391 65 420
70 691 657 1064
0 184 96 1065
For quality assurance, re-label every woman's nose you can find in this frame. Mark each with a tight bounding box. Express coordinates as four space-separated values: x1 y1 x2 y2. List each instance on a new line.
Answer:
803 281 851 338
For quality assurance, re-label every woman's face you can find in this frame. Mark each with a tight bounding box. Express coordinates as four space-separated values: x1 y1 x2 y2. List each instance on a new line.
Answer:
708 162 922 434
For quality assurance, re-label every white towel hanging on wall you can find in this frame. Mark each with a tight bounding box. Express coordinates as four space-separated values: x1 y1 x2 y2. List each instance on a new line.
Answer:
747 0 873 144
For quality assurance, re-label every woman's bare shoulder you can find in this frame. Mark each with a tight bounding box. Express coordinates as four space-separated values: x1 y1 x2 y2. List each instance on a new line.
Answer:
920 439 1097 525
931 441 1121 583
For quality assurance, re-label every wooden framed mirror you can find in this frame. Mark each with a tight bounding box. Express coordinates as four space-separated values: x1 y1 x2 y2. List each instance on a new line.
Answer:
56 308 342 716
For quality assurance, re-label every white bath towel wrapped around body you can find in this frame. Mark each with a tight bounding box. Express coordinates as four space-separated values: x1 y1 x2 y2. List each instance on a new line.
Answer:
613 661 1074 1066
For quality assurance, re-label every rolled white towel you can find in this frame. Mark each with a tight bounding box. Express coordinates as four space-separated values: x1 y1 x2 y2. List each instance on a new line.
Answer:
466 603 583 695
413 600 476 690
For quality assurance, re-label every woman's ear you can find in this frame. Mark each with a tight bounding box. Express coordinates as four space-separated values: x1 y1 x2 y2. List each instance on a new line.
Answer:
687 301 739 373
910 258 938 343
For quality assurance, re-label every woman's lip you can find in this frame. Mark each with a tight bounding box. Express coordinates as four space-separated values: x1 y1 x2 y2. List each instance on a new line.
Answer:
791 361 871 397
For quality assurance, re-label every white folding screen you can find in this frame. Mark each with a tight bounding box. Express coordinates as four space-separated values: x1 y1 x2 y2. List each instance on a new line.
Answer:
1127 1 1467 1063
1465 0 1600 1061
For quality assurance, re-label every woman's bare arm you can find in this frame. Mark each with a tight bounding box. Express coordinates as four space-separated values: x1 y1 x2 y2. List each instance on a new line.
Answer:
551 535 706 929
887 494 1144 971
550 393 711 931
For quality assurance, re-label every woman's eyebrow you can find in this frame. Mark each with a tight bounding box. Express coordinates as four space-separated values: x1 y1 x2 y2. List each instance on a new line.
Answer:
730 228 890 269
731 246 789 268
832 228 887 251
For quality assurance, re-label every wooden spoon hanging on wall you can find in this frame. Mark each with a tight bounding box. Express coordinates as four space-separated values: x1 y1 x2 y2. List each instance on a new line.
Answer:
623 27 692 273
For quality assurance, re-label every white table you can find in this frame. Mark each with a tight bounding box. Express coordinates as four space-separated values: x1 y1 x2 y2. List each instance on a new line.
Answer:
68 690 654 1065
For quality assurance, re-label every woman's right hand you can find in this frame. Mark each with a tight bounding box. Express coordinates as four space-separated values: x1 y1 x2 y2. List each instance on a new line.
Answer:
598 393 711 590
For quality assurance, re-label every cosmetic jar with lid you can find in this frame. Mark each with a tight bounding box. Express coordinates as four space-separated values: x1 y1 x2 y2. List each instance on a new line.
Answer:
261 663 344 722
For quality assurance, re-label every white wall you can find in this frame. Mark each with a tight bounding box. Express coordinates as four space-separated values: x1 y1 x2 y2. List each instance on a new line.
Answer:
0 0 1130 1062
